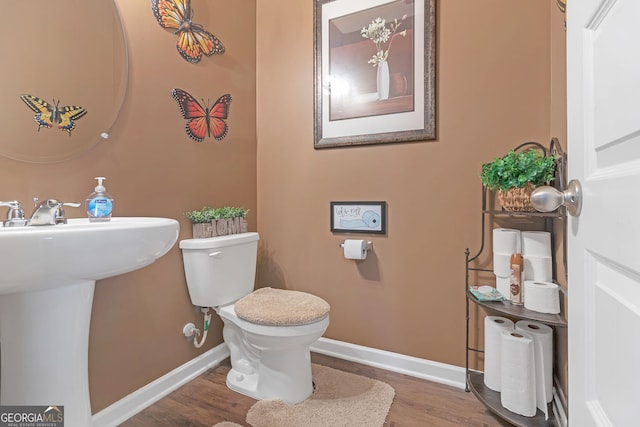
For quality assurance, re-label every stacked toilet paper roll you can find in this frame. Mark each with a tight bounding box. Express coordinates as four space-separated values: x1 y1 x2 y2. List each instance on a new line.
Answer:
492 229 521 298
500 330 537 417
483 316 514 391
515 320 553 420
493 228 521 256
521 231 551 254
493 253 512 278
522 231 552 282
524 256 553 281
495 276 511 300
492 229 554 302
524 281 560 314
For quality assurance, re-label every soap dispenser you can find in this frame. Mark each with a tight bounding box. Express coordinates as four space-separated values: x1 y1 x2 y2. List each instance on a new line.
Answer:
86 177 113 222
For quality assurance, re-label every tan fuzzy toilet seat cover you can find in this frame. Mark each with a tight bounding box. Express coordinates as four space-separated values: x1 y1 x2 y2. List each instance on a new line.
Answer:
235 287 330 326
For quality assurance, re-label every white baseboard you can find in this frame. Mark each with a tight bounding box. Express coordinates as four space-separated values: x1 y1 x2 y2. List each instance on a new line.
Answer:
94 337 465 426
92 344 230 427
312 338 570 425
94 337 565 426
552 386 568 427
310 337 466 389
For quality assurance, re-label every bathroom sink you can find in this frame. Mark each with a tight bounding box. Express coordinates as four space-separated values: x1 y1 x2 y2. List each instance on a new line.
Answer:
0 217 179 294
0 217 179 427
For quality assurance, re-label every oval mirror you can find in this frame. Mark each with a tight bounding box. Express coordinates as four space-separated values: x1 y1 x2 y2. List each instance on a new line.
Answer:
0 0 128 164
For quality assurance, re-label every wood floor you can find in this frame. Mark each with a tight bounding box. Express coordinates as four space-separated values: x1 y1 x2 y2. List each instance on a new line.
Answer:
121 353 510 426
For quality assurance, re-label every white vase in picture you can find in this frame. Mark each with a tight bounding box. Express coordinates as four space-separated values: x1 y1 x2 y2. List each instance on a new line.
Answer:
377 60 390 100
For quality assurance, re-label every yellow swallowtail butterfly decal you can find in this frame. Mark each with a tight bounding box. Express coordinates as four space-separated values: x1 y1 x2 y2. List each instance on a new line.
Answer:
20 94 87 135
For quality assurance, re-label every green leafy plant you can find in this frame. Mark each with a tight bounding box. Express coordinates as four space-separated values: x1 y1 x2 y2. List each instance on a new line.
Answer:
480 149 556 191
184 207 216 224
212 206 249 220
184 206 249 224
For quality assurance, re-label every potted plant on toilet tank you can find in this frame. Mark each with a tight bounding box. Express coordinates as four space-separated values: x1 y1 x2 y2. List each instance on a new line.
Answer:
185 206 249 238
480 147 556 212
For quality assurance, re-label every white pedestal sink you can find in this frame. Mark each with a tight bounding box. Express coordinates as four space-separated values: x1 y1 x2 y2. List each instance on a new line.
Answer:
0 217 179 427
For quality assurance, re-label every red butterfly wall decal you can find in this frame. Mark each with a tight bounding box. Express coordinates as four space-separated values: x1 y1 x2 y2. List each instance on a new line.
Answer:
151 0 224 63
171 88 232 142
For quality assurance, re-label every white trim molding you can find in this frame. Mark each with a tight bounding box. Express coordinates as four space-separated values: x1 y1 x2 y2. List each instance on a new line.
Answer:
552 386 568 427
94 337 469 426
311 337 466 389
92 344 229 427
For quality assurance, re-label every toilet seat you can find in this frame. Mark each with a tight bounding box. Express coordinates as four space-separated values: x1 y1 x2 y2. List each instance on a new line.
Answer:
217 303 329 337
234 287 330 326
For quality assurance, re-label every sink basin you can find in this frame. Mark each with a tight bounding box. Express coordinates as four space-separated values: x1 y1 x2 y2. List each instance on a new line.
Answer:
0 217 179 427
0 217 180 294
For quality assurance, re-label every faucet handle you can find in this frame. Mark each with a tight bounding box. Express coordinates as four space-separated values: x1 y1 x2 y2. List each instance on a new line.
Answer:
55 201 81 224
0 200 27 227
0 200 21 208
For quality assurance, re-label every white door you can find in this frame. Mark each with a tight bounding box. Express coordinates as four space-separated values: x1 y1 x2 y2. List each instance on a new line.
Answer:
567 0 640 425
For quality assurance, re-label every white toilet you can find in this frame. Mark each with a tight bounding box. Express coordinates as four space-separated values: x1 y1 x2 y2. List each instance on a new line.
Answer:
179 232 330 403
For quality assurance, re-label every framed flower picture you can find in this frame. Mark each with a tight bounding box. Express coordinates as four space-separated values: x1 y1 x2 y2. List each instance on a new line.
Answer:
314 0 436 148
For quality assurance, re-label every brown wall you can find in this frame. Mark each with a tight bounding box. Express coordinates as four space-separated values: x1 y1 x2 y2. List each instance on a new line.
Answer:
0 0 256 412
0 0 568 416
256 0 555 366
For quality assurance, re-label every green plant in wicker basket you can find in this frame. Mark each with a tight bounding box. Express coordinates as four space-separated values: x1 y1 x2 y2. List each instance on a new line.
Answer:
481 148 557 212
184 207 216 224
185 206 250 238
213 206 249 220
184 206 249 223
480 149 556 191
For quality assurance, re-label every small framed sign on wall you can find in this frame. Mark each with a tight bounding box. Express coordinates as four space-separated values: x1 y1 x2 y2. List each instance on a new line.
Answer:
330 201 386 234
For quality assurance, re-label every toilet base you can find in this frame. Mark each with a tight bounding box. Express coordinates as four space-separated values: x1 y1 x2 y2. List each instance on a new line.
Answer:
225 344 315 404
217 305 329 404
226 368 261 400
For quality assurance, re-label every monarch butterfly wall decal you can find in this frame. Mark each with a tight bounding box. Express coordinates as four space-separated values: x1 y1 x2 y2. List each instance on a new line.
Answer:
20 94 87 135
171 88 232 142
151 0 225 63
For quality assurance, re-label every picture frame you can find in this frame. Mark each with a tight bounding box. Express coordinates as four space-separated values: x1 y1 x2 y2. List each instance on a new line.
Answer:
330 201 387 234
314 0 436 148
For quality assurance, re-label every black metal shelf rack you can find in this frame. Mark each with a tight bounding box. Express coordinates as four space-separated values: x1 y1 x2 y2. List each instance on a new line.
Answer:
464 139 567 427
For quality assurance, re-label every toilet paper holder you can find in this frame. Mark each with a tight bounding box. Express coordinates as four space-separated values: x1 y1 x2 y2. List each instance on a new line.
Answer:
339 240 373 251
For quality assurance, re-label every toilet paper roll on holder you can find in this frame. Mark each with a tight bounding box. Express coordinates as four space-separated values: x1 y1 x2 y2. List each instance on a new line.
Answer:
339 240 373 251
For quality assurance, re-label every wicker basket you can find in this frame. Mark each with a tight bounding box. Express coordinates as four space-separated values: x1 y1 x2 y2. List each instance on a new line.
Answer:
497 182 536 212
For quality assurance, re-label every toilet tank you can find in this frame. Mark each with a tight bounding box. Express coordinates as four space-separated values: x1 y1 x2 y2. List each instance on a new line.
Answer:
179 232 259 307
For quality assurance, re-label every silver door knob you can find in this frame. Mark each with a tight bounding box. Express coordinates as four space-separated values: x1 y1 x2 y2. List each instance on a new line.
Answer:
531 179 582 216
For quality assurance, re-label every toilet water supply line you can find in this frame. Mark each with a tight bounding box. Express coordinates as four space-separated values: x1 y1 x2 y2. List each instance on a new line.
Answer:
187 307 212 349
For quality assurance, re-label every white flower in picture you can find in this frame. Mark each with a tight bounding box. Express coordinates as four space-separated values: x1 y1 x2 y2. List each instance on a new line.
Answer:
360 15 407 66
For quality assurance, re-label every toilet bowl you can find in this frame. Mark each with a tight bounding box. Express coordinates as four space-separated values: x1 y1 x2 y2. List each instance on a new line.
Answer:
179 232 330 403
218 302 329 402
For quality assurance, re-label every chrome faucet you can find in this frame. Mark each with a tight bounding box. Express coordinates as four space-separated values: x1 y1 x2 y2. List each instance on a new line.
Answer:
29 198 81 226
0 200 28 227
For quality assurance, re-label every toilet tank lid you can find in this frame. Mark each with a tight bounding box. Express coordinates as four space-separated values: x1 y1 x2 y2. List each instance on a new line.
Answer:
180 232 259 250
